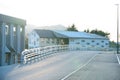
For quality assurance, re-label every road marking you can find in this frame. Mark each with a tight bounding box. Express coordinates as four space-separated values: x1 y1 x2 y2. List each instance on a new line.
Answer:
61 54 97 80
116 54 120 64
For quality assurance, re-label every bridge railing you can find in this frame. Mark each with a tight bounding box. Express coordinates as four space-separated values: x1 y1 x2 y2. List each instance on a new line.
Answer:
21 45 108 64
21 45 69 64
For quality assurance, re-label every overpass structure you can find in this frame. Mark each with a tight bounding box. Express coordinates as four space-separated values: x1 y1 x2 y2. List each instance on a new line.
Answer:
0 14 26 66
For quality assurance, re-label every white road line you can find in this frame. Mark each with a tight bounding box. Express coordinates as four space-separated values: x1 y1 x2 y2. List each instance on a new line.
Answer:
61 54 97 80
116 54 120 64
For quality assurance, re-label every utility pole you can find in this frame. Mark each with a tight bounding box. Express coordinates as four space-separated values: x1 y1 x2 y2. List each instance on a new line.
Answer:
116 4 119 54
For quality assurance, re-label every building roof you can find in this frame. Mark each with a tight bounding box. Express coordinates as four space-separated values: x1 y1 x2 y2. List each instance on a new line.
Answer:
53 30 108 39
34 29 56 38
53 32 68 38
34 29 108 39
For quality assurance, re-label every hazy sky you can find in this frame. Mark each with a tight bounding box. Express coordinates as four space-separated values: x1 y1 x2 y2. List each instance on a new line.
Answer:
0 0 120 41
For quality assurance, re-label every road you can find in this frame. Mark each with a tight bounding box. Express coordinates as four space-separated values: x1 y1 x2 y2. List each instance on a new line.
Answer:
64 52 120 80
0 51 119 80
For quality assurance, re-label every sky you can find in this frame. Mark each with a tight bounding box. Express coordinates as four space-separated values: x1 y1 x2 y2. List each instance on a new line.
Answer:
0 0 120 41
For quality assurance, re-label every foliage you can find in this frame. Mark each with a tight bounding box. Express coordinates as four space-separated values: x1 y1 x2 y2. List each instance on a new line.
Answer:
84 29 90 33
109 41 117 48
66 24 78 31
84 29 110 38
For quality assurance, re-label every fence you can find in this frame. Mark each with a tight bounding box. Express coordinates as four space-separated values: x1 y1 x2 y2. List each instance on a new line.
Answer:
21 45 69 64
21 45 108 64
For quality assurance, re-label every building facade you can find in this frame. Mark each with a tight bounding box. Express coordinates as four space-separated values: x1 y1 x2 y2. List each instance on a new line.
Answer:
28 30 67 48
28 29 109 50
54 31 109 50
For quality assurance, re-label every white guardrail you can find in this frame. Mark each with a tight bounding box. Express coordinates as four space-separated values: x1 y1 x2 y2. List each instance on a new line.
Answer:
21 45 69 64
21 45 108 64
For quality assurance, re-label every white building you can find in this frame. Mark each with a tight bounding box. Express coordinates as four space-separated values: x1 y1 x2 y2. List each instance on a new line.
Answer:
28 29 109 50
54 31 109 50
28 29 67 49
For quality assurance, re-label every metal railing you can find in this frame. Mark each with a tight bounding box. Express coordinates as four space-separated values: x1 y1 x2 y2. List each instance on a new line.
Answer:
21 45 108 64
21 45 69 64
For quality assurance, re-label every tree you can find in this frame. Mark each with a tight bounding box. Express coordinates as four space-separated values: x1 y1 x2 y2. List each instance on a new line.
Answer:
67 24 78 31
90 29 110 38
84 28 90 33
84 29 110 38
109 41 117 48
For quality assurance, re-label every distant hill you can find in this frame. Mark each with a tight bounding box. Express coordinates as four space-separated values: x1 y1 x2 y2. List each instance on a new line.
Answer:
25 24 67 35
38 24 66 30
25 24 38 35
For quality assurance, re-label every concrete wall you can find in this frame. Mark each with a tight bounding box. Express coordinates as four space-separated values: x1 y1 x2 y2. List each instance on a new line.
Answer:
0 14 26 66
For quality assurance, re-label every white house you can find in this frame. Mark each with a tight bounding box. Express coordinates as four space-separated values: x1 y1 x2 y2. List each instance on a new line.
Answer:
28 29 109 50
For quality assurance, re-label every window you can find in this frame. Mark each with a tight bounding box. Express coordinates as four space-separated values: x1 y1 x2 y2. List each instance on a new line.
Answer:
70 39 74 42
105 43 108 45
81 40 85 42
52 39 54 43
96 43 99 45
47 39 49 43
101 45 104 47
20 27 22 32
87 43 90 45
92 40 95 42
45 38 48 43
5 25 9 35
41 38 44 42
54 39 57 44
101 41 104 43
76 42 80 44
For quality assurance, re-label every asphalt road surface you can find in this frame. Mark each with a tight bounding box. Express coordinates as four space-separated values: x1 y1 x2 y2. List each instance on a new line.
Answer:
64 52 120 80
0 51 119 80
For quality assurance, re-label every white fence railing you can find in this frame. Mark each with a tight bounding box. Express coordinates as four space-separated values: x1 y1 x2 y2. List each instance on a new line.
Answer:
21 45 108 64
21 45 69 64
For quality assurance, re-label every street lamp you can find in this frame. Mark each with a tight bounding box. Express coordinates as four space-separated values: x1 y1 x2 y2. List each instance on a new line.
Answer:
116 4 119 54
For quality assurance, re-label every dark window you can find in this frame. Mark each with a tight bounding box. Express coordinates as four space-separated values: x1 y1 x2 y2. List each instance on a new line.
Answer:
76 42 80 44
5 25 9 35
81 40 85 42
92 40 95 42
71 39 74 42
52 40 54 43
101 45 104 47
87 43 90 45
96 43 99 45
101 41 104 43
105 43 108 45
47 41 49 43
